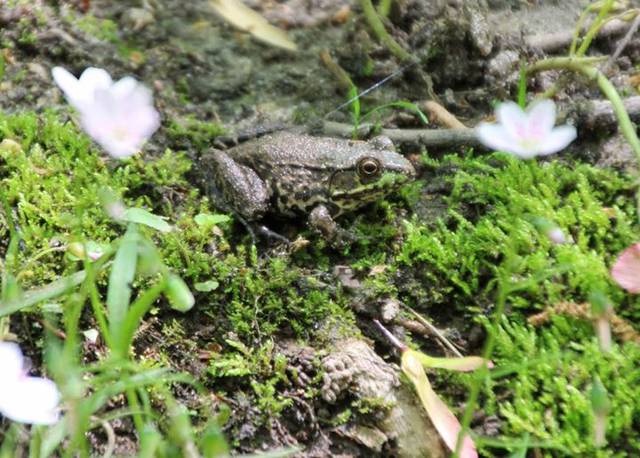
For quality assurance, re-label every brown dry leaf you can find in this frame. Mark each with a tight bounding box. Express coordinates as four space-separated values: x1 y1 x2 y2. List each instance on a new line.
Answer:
209 0 297 51
369 265 388 276
628 72 640 91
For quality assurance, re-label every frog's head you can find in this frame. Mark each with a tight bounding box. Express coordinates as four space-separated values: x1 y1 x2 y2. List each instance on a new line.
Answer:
328 136 416 213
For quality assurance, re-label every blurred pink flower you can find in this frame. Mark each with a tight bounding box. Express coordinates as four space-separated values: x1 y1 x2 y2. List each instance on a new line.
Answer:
0 342 60 425
476 100 577 159
52 66 160 159
611 243 640 293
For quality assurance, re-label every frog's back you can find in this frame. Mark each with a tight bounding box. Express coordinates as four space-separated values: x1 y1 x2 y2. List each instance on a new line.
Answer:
222 131 415 217
227 131 360 170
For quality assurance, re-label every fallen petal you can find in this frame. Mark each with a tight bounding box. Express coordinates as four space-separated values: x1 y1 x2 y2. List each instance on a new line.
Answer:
611 243 640 293
402 350 478 458
416 353 493 372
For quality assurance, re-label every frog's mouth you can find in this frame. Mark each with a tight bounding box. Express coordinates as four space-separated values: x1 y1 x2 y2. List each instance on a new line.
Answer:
329 170 412 204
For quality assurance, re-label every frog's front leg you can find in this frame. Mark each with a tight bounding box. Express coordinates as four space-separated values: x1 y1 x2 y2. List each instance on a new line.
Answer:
208 150 270 220
308 205 357 246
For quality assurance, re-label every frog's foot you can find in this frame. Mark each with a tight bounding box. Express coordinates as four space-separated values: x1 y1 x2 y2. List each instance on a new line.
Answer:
256 225 291 245
308 205 358 248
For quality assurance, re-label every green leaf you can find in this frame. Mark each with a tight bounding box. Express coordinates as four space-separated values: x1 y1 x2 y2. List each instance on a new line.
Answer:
123 208 173 232
194 213 231 228
0 271 87 317
194 280 219 292
107 224 139 348
362 100 429 125
165 274 195 312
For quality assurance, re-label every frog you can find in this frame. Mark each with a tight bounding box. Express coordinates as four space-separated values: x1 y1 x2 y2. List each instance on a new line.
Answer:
204 131 416 243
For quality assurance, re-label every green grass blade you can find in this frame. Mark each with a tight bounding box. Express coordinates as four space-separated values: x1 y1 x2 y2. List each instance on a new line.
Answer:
0 270 87 317
123 207 173 233
107 224 139 353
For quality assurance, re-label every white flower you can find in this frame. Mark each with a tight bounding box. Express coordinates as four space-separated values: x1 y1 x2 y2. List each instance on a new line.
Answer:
475 100 577 159
0 342 61 425
52 67 160 159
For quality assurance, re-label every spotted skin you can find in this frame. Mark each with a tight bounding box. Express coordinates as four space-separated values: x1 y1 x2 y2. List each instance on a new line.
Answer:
206 132 415 240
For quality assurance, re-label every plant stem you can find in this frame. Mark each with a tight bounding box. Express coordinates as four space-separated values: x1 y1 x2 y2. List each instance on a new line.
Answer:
575 0 615 56
377 0 393 17
528 57 640 164
359 0 412 61
454 270 509 457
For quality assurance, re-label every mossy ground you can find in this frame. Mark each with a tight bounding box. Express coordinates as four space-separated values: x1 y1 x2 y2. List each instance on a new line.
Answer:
1 1 640 456
1 108 639 456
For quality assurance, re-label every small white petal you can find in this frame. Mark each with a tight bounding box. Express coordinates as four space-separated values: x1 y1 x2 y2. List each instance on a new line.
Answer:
52 67 112 112
0 342 24 386
111 77 152 105
537 125 577 156
496 102 528 140
52 67 80 98
52 67 89 110
77 67 113 92
475 123 515 151
475 123 534 158
54 67 160 159
526 99 557 138
0 376 60 425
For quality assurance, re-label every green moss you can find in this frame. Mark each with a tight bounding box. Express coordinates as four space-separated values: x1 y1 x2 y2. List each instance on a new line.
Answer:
397 153 638 317
209 340 293 422
167 116 226 151
480 316 640 456
3 107 640 455
73 15 120 44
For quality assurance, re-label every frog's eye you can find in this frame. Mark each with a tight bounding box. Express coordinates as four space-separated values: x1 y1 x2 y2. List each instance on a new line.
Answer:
357 157 382 178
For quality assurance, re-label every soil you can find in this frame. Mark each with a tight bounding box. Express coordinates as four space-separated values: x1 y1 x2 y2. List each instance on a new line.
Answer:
2 0 639 456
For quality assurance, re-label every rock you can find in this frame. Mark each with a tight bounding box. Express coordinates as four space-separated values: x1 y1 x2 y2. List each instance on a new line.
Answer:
122 8 155 32
321 338 445 457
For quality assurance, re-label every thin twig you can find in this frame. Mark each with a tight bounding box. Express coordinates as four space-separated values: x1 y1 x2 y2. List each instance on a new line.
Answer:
601 12 640 73
320 120 479 147
526 18 634 52
404 305 463 357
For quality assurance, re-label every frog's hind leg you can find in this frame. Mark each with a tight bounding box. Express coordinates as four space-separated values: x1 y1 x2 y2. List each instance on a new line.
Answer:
206 150 270 221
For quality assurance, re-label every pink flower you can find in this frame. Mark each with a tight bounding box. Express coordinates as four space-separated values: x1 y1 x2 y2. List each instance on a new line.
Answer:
611 243 640 293
0 342 60 425
52 67 160 159
475 100 577 159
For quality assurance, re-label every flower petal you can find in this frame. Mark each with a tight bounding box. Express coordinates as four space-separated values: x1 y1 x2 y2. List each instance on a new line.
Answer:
52 67 80 99
0 376 60 425
52 67 89 110
536 125 577 156
52 67 112 112
77 67 113 92
526 99 556 138
496 102 528 140
54 67 160 159
0 342 24 387
111 77 153 105
417 354 493 372
475 123 517 151
475 123 535 158
611 243 640 293
402 351 478 458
